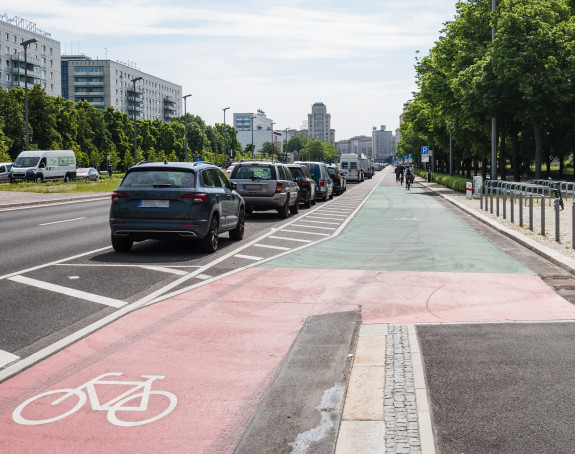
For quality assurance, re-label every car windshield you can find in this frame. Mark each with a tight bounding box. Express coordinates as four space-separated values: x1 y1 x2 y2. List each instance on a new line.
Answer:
328 168 336 176
121 170 196 188
235 165 273 180
13 156 40 168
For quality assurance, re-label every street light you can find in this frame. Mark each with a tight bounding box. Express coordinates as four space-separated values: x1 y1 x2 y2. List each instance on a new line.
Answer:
284 127 290 163
270 122 276 162
131 76 143 165
491 0 497 180
21 38 37 151
251 115 257 159
183 94 192 162
223 107 230 166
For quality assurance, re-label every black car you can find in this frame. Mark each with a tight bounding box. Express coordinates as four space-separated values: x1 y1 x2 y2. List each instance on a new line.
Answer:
109 162 245 253
328 165 347 195
287 164 317 208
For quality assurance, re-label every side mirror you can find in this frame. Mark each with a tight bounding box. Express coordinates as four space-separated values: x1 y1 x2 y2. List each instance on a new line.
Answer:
230 181 238 190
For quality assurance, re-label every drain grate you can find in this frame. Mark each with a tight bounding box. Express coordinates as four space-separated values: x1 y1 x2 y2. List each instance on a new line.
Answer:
540 274 573 280
552 284 575 290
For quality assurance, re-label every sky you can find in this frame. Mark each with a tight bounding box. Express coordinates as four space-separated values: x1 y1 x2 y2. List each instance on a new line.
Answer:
6 0 458 140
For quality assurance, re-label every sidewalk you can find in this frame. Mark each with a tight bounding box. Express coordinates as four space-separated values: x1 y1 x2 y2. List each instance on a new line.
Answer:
0 190 109 209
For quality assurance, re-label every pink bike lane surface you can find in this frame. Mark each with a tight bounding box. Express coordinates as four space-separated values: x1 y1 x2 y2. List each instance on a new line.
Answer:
3 181 575 453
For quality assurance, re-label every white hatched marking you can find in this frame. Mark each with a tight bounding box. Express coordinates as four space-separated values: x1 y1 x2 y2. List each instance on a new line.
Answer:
140 265 189 275
291 224 336 230
234 254 264 261
0 350 19 368
269 236 313 243
281 229 330 236
9 275 127 308
303 220 341 225
195 274 212 280
254 244 291 251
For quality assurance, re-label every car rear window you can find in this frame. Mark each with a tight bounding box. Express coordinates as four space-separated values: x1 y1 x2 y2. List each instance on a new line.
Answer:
288 167 303 178
121 170 196 188
234 165 273 180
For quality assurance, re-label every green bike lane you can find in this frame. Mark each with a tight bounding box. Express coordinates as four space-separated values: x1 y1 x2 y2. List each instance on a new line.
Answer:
2 173 575 453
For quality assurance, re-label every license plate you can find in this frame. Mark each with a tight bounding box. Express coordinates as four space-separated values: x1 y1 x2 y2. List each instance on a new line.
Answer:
244 184 262 191
139 200 169 208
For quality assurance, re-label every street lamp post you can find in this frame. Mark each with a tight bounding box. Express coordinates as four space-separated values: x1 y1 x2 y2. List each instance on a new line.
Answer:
284 127 290 162
270 122 276 161
131 77 143 165
491 0 497 180
21 38 37 151
251 115 257 159
183 94 191 162
223 107 230 166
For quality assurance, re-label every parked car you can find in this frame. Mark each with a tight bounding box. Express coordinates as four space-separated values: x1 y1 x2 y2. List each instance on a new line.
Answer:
109 162 245 253
287 164 317 208
76 167 100 181
0 162 12 183
294 161 334 201
229 161 300 219
327 164 347 195
9 150 76 183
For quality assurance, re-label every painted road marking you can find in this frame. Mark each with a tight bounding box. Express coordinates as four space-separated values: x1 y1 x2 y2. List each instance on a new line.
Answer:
291 224 336 230
254 244 291 251
195 274 212 280
38 217 87 226
304 220 341 225
269 236 313 243
234 254 264 261
9 275 127 308
140 266 189 276
281 229 331 236
0 350 19 367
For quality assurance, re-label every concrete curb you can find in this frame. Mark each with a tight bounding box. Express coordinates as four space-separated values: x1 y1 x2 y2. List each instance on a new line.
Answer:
420 181 575 276
0 193 110 209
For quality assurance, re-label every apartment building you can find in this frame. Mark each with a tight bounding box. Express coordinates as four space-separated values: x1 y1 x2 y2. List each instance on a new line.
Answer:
234 109 276 152
335 135 373 158
307 102 335 144
61 55 182 121
0 14 61 97
372 125 396 163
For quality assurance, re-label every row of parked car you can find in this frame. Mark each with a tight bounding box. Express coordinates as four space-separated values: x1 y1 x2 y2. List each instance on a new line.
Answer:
109 160 348 253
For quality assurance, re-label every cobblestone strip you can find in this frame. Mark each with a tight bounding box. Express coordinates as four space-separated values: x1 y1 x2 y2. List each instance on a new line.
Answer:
384 324 421 454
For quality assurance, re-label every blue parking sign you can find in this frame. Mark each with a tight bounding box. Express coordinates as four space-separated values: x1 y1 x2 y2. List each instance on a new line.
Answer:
421 146 429 155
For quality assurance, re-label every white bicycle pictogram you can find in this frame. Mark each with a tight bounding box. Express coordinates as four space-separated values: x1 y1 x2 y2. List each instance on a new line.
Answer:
12 372 177 427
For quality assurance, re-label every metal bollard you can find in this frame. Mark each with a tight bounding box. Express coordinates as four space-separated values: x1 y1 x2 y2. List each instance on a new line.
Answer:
529 195 533 231
490 187 494 214
541 197 545 236
519 193 523 227
510 191 514 223
496 189 500 217
503 190 507 219
554 199 560 242
480 187 483 210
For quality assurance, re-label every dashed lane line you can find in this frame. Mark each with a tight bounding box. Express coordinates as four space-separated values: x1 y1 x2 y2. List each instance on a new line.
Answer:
8 275 128 308
38 217 87 226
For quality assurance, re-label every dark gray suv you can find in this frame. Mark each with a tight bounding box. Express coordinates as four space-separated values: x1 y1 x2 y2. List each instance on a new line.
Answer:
109 162 245 253
229 161 300 219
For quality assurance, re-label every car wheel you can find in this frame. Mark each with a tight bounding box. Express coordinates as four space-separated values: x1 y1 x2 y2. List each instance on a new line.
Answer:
329 189 334 200
229 208 245 241
278 198 289 219
111 235 133 253
64 174 71 183
311 191 317 205
304 192 312 208
201 216 219 253
245 206 253 214
35 174 44 183
290 195 299 214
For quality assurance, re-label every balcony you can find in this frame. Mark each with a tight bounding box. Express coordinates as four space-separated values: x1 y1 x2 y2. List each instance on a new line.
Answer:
74 81 104 87
73 71 104 77
75 90 104 96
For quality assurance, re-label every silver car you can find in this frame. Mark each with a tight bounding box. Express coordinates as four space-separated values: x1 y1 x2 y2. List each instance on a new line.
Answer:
0 162 12 183
229 161 300 219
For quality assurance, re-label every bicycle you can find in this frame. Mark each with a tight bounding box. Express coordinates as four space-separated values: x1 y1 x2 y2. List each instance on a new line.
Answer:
12 372 177 427
406 173 413 190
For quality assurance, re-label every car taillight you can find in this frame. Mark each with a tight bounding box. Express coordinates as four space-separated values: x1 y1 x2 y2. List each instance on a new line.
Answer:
182 193 208 204
299 180 308 186
320 179 325 187
111 192 128 203
275 182 283 193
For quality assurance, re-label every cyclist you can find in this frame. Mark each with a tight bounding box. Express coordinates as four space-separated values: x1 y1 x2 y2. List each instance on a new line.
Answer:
395 164 403 183
405 165 414 189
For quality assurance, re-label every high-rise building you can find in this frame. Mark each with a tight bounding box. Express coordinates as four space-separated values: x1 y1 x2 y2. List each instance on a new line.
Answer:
372 125 396 163
307 102 335 144
61 55 182 121
0 14 61 97
335 136 373 158
234 109 275 153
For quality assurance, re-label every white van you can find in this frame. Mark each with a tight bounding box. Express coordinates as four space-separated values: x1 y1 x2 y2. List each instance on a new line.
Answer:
339 153 363 182
0 162 12 183
10 150 77 183
359 156 373 179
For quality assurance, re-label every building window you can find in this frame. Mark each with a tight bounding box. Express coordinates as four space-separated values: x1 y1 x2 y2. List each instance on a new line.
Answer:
49 47 53 55
41 45 46 54
5 47 9 54
4 33 8 41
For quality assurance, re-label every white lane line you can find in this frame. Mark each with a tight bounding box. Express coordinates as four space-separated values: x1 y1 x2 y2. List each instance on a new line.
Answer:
234 254 264 261
56 263 202 271
302 220 341 225
9 275 127 308
291 224 336 230
39 217 86 226
140 265 189 276
0 350 19 368
254 244 291 251
269 236 313 243
281 229 330 236
195 274 212 280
